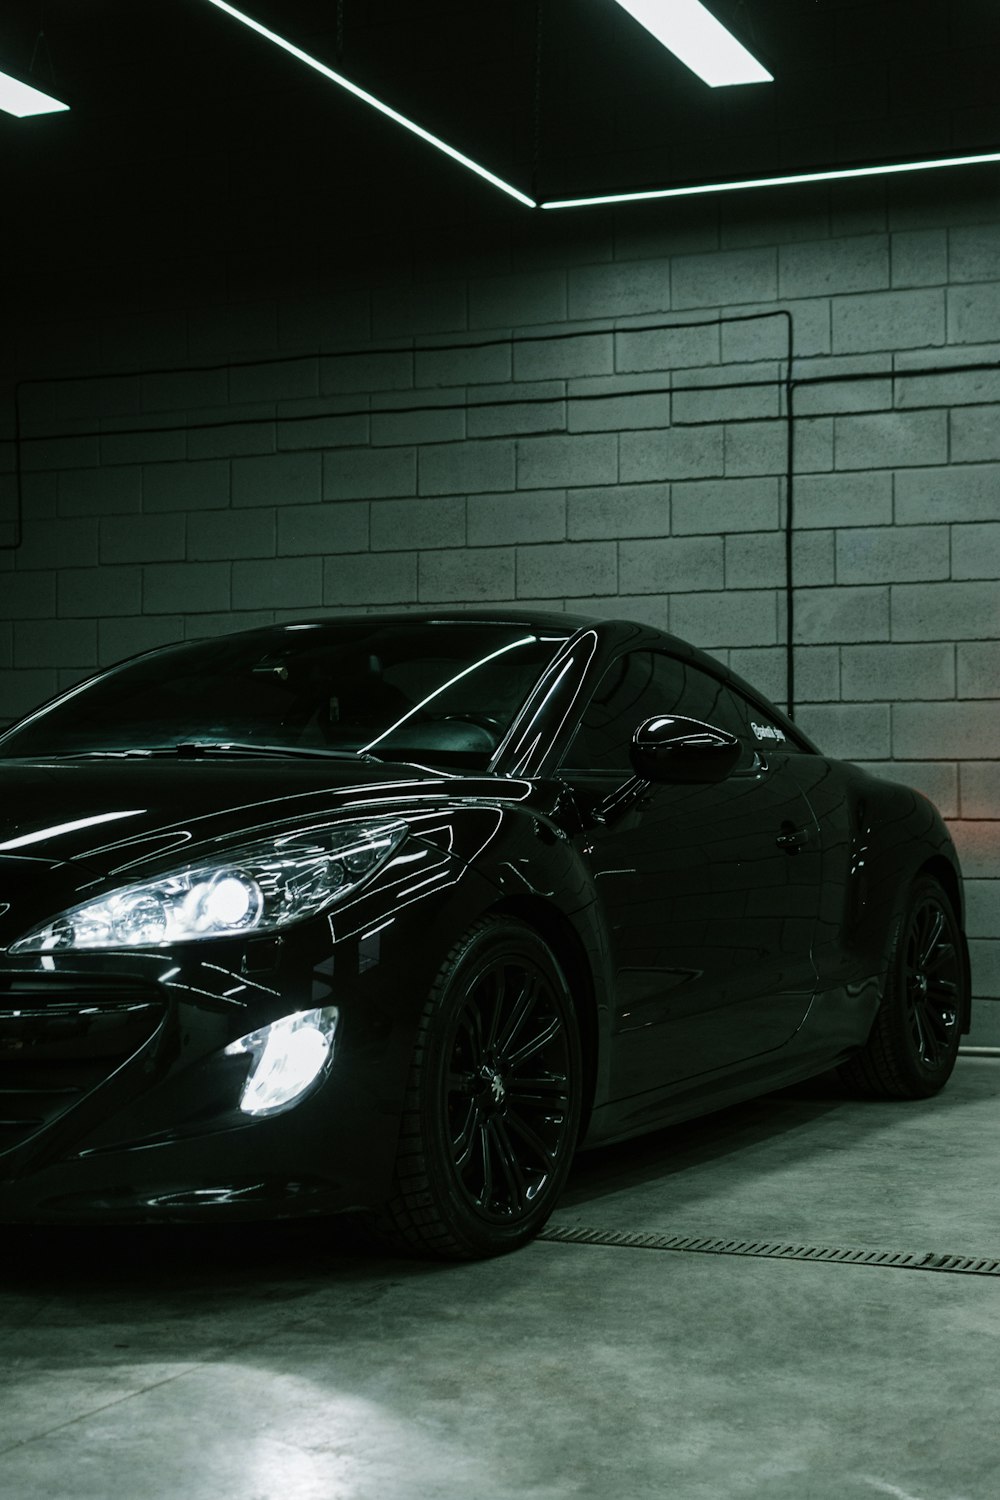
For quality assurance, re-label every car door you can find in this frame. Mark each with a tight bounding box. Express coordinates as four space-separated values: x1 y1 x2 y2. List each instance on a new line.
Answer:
560 650 823 1099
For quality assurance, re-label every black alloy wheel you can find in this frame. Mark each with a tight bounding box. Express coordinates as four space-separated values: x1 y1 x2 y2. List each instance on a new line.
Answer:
839 875 965 1099
382 918 583 1258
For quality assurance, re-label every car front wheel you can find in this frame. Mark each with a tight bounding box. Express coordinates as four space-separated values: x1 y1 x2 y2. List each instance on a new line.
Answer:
380 917 583 1258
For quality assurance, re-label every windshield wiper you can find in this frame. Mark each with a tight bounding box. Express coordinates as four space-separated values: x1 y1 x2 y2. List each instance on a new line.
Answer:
47 743 370 762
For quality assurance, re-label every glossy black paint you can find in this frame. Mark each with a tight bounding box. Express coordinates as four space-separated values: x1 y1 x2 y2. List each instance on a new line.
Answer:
0 611 970 1224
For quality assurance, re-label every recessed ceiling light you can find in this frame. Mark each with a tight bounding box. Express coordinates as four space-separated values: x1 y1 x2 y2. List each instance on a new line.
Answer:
202 0 536 207
542 151 1000 209
612 0 772 87
0 68 68 117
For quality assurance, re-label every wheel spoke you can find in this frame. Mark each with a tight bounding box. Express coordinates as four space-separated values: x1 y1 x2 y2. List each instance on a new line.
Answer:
506 1015 561 1072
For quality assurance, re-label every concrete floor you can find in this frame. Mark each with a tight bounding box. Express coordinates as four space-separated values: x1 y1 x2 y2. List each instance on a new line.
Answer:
3 1058 1000 1500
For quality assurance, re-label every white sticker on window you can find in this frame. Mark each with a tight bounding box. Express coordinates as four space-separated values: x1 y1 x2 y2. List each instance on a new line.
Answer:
751 720 786 743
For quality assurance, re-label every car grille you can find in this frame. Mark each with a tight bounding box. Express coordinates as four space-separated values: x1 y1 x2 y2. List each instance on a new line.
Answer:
0 974 166 1155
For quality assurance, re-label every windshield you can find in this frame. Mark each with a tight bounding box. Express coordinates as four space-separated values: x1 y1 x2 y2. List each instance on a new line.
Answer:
0 621 567 771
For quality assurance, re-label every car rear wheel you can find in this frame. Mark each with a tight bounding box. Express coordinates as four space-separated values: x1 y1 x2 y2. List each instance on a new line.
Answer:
839 875 965 1099
379 917 583 1258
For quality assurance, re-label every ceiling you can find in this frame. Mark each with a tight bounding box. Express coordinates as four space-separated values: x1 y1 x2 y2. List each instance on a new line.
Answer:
3 1 1000 308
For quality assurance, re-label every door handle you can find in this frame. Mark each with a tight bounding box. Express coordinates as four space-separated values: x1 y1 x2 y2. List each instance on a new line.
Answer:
775 823 811 854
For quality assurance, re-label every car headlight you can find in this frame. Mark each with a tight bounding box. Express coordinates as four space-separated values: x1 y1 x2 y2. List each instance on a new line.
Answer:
9 820 407 953
225 1005 340 1117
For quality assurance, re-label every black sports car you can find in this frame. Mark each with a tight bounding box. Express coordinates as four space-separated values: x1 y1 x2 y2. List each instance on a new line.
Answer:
0 611 970 1257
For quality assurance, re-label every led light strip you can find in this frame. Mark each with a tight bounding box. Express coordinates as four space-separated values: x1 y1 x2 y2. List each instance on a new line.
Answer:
542 150 1000 209
202 0 536 207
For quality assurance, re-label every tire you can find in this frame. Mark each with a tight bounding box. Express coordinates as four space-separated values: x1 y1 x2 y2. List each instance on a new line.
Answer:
379 917 583 1259
838 875 965 1100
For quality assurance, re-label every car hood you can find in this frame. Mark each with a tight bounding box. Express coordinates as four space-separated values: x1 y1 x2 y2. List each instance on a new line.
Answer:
0 756 527 882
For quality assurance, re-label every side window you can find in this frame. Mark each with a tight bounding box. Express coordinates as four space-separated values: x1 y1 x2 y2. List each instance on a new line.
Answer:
561 651 754 775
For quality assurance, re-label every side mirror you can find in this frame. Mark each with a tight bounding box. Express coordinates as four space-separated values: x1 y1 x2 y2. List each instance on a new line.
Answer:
630 714 741 785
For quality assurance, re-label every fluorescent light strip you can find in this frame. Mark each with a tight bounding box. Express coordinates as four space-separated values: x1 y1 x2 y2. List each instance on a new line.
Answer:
0 68 68 117
202 0 535 207
614 0 771 87
542 150 1000 210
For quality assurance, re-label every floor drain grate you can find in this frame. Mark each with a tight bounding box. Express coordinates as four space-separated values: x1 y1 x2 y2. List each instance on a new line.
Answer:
539 1224 1000 1276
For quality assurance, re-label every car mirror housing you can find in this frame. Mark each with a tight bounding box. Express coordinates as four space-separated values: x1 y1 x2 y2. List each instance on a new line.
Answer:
630 715 741 785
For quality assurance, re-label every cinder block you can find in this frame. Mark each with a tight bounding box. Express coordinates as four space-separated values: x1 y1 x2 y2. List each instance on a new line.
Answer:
14 516 99 572
569 389 669 433
950 407 1000 464
841 643 955 702
724 532 783 590
794 585 889 644
144 460 230 512
794 703 891 760
143 562 231 616
615 321 720 374
4 572 56 619
671 248 777 310
415 342 510 388
851 760 958 817
233 558 322 611
141 369 229 413
892 701 1000 760
230 358 319 406
620 426 723 484
324 447 415 502
621 535 722 595
672 476 779 534
0 669 59 722
59 466 142 516
836 525 949 585
516 542 616 599
187 419 276 461
98 616 186 664
957 642 1000 699
469 491 566 546
13 619 98 668
960 763 1000 819
949 224 1000 283
372 281 466 340
895 463 1000 525
833 410 947 470
968 939 1000 1000
235 451 323 507
514 330 613 382
192 509 279 560
947 284 1000 345
670 589 777 649
567 260 670 320
778 236 889 299
952 522 1000 580
891 230 948 288
59 566 141 618
469 271 566 329
965 880 999 939
891 581 998 641
517 434 617 491
421 548 516 602
371 497 465 551
469 385 565 439
832 289 945 354
568 483 668 540
324 551 417 606
99 515 186 566
321 350 413 395
419 440 514 497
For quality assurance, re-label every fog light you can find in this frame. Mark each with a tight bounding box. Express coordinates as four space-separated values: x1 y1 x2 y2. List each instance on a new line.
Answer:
225 1006 339 1117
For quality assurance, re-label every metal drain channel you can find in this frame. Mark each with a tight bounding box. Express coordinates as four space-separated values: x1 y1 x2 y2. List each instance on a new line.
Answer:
539 1224 1000 1277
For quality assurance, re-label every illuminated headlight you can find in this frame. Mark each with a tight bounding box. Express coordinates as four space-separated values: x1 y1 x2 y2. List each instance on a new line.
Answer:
10 820 407 953
225 1006 339 1117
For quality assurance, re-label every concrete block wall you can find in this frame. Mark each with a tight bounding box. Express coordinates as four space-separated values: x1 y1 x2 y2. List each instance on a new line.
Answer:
1 187 999 1033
